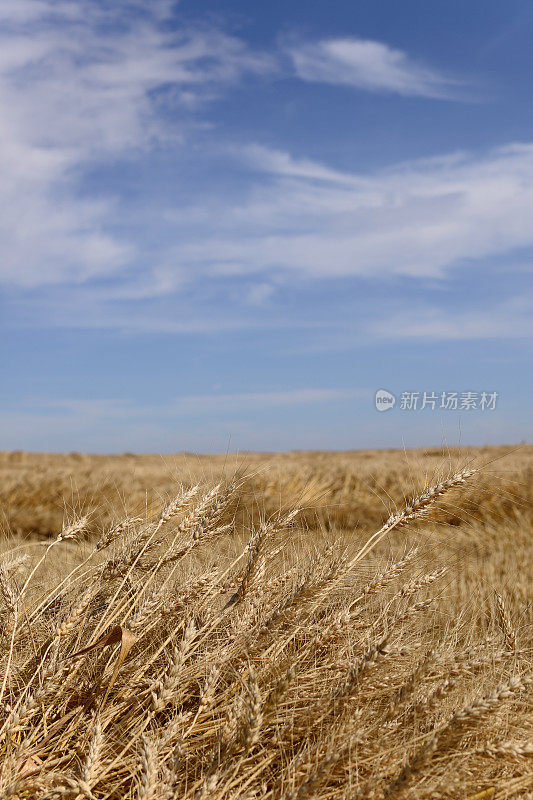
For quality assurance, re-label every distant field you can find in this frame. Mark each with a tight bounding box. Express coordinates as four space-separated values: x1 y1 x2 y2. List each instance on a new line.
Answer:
0 446 531 798
1 445 530 541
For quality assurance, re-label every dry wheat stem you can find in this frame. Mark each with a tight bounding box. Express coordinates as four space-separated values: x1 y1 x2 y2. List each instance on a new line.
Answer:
386 672 533 796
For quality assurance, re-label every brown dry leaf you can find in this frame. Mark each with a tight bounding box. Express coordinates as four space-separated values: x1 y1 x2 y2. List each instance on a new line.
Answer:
69 625 137 706
18 753 43 778
68 625 127 660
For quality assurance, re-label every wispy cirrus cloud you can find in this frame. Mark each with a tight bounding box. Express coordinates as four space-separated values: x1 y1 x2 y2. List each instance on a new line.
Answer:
171 388 359 413
163 141 533 282
286 36 463 99
13 388 356 418
0 3 523 347
0 0 273 288
0 388 358 435
0 388 361 452
366 294 533 341
0 3 472 296
6 137 533 344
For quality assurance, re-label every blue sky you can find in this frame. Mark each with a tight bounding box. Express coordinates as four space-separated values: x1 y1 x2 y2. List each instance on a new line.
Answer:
1 0 532 452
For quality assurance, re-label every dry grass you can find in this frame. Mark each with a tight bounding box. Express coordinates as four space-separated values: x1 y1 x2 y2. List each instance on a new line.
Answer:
0 445 532 799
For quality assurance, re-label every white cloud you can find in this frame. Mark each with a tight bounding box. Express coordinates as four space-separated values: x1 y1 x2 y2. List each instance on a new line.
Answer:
171 388 358 413
367 294 533 341
0 0 273 287
0 7 476 297
287 37 462 99
3 388 358 431
0 389 367 452
242 144 360 185
1 5 529 350
162 142 533 283
246 282 275 305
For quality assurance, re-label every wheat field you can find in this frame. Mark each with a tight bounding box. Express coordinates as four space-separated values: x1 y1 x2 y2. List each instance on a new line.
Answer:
0 445 531 799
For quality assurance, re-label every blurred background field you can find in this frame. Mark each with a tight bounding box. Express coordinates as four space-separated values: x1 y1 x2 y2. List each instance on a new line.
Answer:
2 445 531 541
2 445 531 620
